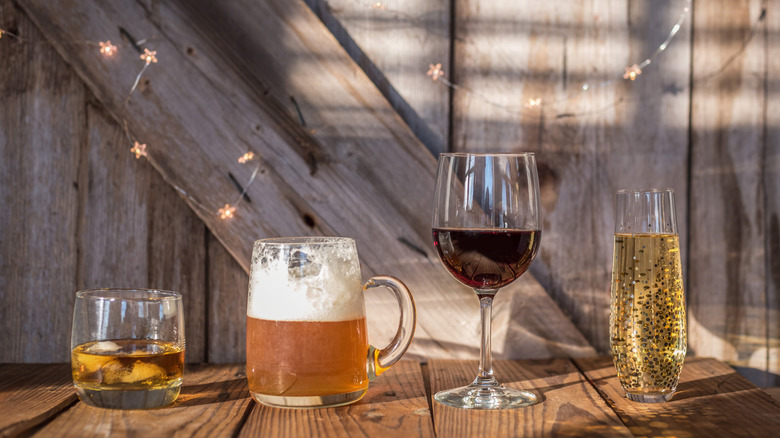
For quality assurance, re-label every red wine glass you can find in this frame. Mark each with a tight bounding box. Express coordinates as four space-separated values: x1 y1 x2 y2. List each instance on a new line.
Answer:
432 152 541 409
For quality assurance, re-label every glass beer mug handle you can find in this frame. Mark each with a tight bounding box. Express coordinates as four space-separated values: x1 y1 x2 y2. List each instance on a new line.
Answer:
364 275 416 381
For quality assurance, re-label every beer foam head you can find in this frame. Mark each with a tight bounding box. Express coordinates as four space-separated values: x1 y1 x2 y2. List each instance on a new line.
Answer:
248 237 365 322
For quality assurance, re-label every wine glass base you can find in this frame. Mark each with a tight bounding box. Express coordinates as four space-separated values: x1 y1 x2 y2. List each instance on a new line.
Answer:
434 384 538 410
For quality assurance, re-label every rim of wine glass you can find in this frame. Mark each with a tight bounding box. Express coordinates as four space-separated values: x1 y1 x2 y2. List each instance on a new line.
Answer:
254 236 354 246
75 288 181 301
616 187 675 194
438 152 535 157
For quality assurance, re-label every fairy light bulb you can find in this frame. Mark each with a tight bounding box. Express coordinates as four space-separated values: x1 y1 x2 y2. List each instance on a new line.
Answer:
130 142 147 159
624 64 642 81
99 41 117 57
238 152 255 164
218 204 236 220
427 63 444 81
141 48 158 65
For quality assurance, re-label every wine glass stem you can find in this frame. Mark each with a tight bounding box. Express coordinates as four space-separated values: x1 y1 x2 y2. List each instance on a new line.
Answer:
476 292 497 385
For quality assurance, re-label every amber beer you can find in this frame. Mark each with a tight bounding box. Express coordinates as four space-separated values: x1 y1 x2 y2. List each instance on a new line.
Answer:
246 317 368 398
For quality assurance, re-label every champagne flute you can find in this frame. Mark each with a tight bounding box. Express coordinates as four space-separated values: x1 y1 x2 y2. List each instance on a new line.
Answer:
610 188 687 402
431 152 541 409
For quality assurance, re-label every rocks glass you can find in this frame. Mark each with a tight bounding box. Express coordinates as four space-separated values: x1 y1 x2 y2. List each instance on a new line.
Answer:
71 289 185 409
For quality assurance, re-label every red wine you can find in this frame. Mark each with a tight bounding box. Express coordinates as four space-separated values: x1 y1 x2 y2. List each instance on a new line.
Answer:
432 228 541 290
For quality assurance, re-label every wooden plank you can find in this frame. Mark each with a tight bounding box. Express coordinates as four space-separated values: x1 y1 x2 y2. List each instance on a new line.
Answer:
767 0 780 386
36 364 252 437
77 101 208 363
77 102 149 290
304 0 451 154
0 0 83 362
452 0 691 353
688 0 772 380
428 358 631 437
575 356 780 437
240 360 434 437
0 364 76 437
764 387 780 403
145 157 208 363
207 233 248 363
18 0 595 360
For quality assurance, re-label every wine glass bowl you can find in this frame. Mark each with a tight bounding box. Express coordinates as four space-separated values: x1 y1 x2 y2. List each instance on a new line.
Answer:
431 152 541 409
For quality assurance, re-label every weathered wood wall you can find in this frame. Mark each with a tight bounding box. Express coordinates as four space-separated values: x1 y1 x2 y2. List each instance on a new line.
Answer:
2 0 594 366
1 0 777 386
309 0 779 385
688 0 779 385
0 0 249 363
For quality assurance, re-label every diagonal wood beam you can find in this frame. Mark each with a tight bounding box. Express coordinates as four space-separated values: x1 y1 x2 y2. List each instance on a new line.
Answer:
18 0 595 358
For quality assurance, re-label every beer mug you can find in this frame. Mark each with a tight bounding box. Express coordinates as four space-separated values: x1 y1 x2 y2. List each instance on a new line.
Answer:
246 237 416 408
610 189 687 403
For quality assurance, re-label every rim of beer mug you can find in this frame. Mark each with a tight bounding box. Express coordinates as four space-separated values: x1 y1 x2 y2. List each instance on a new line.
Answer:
253 236 355 246
75 288 181 301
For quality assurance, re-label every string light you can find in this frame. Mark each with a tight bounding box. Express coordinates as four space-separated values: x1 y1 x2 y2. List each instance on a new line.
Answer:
218 204 237 220
623 64 642 81
0 26 262 222
238 152 255 164
141 48 158 65
99 41 117 57
414 0 694 119
0 27 21 41
1 0 765 223
427 63 444 81
127 49 158 101
525 98 542 108
130 142 147 159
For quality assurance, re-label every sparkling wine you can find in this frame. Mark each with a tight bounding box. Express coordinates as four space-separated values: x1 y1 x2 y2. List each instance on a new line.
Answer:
432 227 541 290
610 233 686 397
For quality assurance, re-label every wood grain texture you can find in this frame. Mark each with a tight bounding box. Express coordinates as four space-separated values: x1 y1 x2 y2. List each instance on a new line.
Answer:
575 356 780 437
207 233 248 363
452 0 691 354
17 0 594 360
36 364 252 437
145 169 208 363
0 0 83 362
428 358 631 437
764 387 780 403
240 360 434 437
0 363 76 437
766 0 780 386
77 101 208 362
688 0 774 380
0 359 777 436
305 0 451 155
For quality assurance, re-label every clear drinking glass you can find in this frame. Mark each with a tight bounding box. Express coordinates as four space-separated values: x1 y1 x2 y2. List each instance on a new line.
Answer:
246 237 416 408
610 189 687 403
71 289 185 409
431 153 541 409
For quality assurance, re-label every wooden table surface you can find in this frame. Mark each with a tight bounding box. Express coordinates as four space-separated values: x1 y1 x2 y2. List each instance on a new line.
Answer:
2 357 779 437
